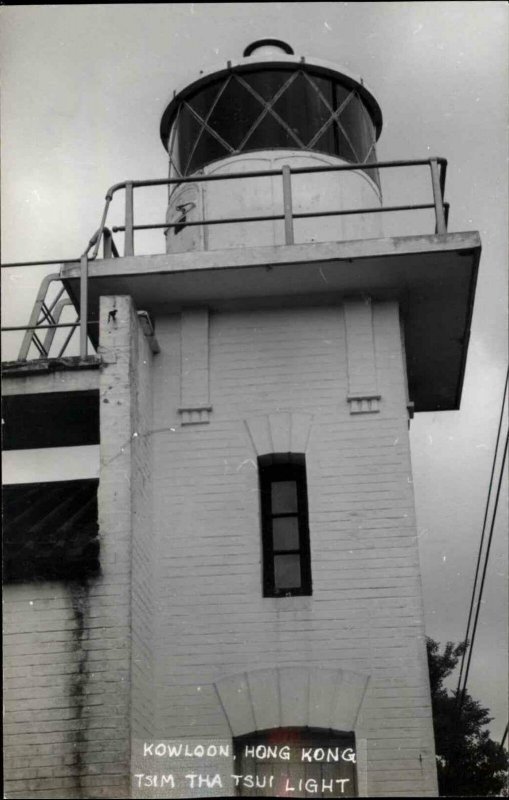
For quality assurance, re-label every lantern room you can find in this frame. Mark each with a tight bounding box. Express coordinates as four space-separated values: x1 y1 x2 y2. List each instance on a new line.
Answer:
159 39 384 250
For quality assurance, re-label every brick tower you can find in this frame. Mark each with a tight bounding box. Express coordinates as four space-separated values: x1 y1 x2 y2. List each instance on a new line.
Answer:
3 40 480 798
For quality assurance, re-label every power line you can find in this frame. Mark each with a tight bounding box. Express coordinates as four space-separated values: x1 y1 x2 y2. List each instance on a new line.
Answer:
457 427 508 709
456 367 509 699
502 723 508 749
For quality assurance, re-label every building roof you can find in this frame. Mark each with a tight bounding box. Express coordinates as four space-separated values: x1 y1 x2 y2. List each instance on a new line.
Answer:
3 479 99 583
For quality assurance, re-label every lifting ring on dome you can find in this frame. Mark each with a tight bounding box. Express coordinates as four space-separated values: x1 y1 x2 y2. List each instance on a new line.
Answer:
243 39 295 57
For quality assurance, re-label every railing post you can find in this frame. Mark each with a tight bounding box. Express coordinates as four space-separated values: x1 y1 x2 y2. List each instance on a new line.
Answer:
124 182 134 255
103 228 113 258
282 165 294 245
80 254 88 358
430 158 447 234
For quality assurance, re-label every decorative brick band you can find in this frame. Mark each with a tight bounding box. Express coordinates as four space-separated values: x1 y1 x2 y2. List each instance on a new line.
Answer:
347 393 381 414
178 406 213 425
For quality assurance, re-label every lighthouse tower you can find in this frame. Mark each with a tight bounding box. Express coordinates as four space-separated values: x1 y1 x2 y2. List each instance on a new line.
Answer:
3 40 480 799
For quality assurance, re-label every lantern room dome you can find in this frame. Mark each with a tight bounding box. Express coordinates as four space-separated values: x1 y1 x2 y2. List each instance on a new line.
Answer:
160 43 383 178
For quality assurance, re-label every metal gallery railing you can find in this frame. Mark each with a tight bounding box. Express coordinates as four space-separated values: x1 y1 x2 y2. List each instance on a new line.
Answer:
0 230 118 362
1 157 448 362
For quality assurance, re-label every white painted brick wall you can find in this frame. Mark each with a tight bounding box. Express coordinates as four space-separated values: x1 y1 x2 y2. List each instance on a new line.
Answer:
3 298 155 799
130 310 155 741
4 297 437 797
4 583 98 799
148 301 438 796
94 296 155 795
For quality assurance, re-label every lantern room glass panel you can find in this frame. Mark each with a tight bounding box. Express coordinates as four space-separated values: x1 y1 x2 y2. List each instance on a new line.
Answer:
169 68 379 183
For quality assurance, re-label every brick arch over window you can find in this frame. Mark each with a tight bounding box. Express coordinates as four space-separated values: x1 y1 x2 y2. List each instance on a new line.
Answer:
214 666 369 737
244 412 313 456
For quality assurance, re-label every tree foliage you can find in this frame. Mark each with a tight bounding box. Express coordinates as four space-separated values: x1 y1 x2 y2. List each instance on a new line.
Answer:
427 637 508 796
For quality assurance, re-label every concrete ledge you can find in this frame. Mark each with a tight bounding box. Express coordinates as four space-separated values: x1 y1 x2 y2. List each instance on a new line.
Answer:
61 231 480 412
61 231 480 281
2 355 101 383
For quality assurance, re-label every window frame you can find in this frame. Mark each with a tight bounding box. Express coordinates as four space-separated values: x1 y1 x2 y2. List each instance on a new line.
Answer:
258 453 312 597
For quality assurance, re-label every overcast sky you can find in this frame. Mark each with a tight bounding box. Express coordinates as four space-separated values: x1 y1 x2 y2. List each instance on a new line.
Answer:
1 2 507 740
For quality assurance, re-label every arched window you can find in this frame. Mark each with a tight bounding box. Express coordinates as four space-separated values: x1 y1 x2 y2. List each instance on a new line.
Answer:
234 728 357 797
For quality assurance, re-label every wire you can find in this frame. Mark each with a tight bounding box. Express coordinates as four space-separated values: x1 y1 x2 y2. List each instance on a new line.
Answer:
457 426 508 709
456 368 509 698
502 723 508 749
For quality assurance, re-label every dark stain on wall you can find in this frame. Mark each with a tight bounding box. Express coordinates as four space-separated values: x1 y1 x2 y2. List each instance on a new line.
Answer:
70 579 91 797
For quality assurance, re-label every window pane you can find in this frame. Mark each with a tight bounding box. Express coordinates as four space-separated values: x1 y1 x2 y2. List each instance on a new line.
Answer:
176 104 201 173
338 94 366 161
273 517 299 551
244 70 294 102
244 112 298 150
187 81 221 119
188 127 230 173
274 554 301 590
314 126 357 162
271 481 298 514
272 72 323 147
209 78 262 150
